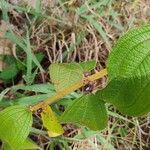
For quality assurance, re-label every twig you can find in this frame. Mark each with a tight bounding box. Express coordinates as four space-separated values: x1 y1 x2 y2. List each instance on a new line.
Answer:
30 69 107 112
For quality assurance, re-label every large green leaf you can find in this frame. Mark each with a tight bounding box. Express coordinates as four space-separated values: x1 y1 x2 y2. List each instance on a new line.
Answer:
2 142 12 150
100 77 150 116
108 25 150 78
0 106 33 150
60 94 108 131
100 25 150 116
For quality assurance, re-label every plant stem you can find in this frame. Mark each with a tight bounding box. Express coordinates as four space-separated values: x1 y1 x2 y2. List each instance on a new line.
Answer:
30 69 107 112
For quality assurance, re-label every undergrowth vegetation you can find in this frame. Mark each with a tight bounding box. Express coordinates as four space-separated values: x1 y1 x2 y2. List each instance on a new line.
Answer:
0 0 150 150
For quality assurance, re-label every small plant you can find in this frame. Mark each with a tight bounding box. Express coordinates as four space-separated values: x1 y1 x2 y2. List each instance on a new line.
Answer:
0 25 150 150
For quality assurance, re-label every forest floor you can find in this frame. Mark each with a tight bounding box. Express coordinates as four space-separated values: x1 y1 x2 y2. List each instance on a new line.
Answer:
0 0 150 150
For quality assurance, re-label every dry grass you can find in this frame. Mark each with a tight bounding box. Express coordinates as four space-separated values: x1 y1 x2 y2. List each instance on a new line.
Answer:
0 0 150 149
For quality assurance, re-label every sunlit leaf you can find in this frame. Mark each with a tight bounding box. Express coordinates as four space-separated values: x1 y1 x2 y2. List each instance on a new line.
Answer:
3 138 41 150
2 142 12 150
0 106 33 150
21 138 41 150
41 105 64 137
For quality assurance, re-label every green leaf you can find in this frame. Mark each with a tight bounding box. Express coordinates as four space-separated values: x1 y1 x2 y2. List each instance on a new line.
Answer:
0 99 13 108
3 139 41 150
108 25 150 78
0 64 18 80
41 105 64 137
79 60 96 72
49 63 83 92
1 55 17 65
100 25 150 116
21 138 41 150
33 52 45 68
0 106 33 150
100 77 150 116
12 83 54 94
13 93 55 106
49 61 96 92
3 142 12 150
60 94 108 131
